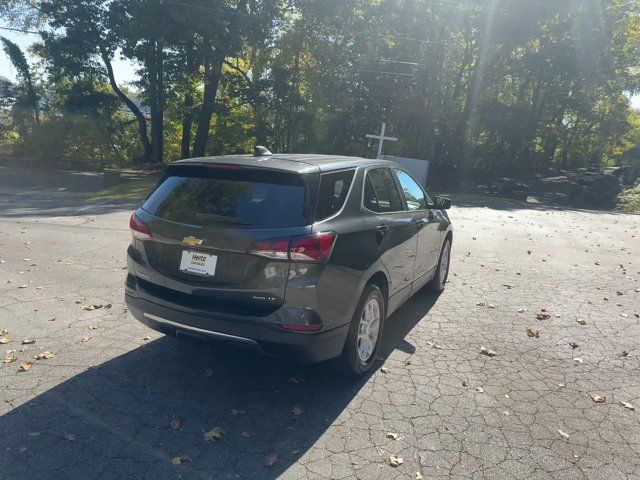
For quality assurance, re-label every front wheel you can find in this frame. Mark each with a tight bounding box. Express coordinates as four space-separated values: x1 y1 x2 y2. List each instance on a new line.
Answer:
333 284 386 376
428 237 451 292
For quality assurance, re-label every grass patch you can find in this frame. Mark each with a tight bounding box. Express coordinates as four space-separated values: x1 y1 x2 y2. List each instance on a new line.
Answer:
617 182 640 213
85 180 156 201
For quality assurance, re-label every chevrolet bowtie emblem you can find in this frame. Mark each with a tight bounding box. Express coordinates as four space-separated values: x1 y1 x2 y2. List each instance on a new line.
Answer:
182 236 203 246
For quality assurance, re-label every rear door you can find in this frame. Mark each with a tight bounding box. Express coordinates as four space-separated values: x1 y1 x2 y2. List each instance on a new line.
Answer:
393 168 441 286
132 164 316 312
363 167 418 304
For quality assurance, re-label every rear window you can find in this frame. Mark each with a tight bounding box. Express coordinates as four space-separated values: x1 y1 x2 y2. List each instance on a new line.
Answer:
315 169 355 221
142 166 308 228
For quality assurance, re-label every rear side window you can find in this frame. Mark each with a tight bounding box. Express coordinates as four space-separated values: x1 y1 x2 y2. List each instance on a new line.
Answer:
143 166 308 228
315 169 355 221
364 168 403 213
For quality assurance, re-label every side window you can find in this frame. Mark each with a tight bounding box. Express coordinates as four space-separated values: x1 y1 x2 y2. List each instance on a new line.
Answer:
315 169 355 220
365 168 403 213
395 169 427 211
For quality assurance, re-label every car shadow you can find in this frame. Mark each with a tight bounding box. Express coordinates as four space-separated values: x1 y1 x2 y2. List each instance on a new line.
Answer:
0 290 440 480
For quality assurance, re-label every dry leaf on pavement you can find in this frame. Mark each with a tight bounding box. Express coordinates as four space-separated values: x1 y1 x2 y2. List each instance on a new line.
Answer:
203 427 225 442
21 339 36 345
480 346 497 357
591 395 606 403
20 362 33 372
527 328 539 338
33 351 53 360
231 409 246 416
171 455 191 465
0 337 9 344
386 432 398 440
266 453 278 467
291 406 304 416
288 374 304 385
3 354 17 364
169 418 182 430
621 401 635 411
380 366 390 373
557 429 570 439
536 312 551 320
389 454 404 467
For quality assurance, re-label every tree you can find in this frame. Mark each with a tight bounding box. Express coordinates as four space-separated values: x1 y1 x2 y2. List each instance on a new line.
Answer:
1 37 39 124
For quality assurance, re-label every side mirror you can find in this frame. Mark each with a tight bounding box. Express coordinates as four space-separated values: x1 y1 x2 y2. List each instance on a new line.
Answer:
434 196 452 210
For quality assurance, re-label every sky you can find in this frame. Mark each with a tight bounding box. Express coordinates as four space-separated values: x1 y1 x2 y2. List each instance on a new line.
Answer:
2 25 640 110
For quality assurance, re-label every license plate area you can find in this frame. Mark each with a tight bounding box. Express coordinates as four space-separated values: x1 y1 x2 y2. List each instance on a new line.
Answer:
179 250 217 277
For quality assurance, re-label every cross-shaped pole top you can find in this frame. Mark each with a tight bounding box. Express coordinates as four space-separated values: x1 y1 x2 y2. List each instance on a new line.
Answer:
366 122 398 158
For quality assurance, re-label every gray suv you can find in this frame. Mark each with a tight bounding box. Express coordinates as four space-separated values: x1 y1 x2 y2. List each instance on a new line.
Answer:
125 152 452 375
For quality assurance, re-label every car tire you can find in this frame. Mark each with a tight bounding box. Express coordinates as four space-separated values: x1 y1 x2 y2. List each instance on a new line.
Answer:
428 237 451 292
332 284 386 376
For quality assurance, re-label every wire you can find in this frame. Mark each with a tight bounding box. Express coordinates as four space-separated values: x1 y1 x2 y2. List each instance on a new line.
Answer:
0 26 39 35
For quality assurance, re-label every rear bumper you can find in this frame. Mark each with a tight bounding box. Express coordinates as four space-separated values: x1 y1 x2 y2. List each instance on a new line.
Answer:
124 277 349 363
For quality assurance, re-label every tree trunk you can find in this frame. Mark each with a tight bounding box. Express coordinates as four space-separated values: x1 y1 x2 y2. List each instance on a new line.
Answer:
180 41 197 159
147 42 165 164
192 49 225 158
101 50 151 163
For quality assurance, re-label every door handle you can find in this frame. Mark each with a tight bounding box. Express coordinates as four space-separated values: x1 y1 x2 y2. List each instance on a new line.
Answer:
376 224 390 234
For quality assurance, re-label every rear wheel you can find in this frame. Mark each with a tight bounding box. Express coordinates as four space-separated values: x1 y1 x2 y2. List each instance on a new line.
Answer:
333 284 385 376
428 237 451 292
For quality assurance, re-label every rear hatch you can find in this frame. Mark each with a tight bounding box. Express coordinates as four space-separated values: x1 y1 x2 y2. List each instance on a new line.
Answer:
133 163 318 314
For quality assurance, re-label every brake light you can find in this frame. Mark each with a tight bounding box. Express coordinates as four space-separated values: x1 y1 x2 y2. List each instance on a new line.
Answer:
249 232 337 263
129 212 152 241
249 238 290 260
289 232 337 263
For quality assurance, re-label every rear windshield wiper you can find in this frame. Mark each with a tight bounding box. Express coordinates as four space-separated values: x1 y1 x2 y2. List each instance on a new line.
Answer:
195 213 252 226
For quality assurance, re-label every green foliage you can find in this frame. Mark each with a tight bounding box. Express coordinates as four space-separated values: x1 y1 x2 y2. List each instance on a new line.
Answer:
1 0 640 175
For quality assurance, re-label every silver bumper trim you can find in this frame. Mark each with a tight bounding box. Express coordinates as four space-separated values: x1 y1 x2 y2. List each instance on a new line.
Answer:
143 313 258 345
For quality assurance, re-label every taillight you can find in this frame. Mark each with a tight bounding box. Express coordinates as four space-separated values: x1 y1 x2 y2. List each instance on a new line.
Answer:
289 232 337 263
249 232 337 263
249 238 289 260
129 212 152 241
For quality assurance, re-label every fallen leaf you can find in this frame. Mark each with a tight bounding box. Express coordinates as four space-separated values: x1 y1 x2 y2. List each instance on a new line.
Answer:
205 368 215 377
241 431 252 438
517 308 526 313
20 362 33 372
557 429 570 439
416 473 423 480
573 357 584 364
389 454 404 467
81 336 90 342
480 346 497 357
265 453 278 467
75 299 84 304
171 455 191 465
231 408 246 416
569 342 579 349
64 434 75 441
526 328 539 338
21 339 36 345
621 401 635 411
142 336 150 341
380 366 390 373
33 351 53 360
462 380 469 388
0 337 9 344
591 395 606 404
291 406 304 416
576 319 587 325
88 325 99 330
475 386 484 393
18 285 28 289
28 431 40 437
169 418 182 430
536 313 551 320
386 432 398 440
3 354 17 364
203 427 225 442
82 305 95 311
622 351 629 357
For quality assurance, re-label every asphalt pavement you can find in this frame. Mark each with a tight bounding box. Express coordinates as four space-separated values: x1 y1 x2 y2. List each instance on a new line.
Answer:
0 168 639 479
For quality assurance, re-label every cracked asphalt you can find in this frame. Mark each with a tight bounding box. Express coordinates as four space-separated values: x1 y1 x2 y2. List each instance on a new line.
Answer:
1 168 639 479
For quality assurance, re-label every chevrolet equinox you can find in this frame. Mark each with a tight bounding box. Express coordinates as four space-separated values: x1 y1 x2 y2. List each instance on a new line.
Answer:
125 151 452 375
